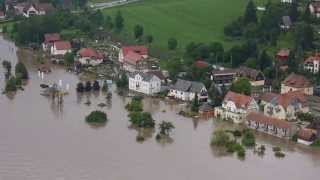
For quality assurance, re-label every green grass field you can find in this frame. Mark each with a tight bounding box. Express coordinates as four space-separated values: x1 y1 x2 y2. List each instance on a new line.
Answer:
103 0 270 51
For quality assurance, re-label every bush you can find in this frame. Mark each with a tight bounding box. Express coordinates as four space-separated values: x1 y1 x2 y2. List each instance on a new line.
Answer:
15 62 28 80
272 146 281 152
311 139 320 147
85 111 108 124
274 151 285 158
129 112 155 128
211 130 230 146
126 96 143 112
136 135 145 142
241 130 255 147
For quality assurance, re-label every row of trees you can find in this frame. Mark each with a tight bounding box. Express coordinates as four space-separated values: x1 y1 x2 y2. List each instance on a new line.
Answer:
2 61 28 93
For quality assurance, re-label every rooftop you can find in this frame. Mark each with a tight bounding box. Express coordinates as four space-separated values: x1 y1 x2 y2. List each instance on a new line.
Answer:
224 91 254 109
282 73 311 88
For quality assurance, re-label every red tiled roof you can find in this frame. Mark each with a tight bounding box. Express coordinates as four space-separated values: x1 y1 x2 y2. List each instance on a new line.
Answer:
122 45 148 65
277 49 290 60
298 128 317 141
277 91 306 108
247 112 292 129
79 48 103 59
54 41 71 50
224 91 254 109
44 33 60 43
194 60 210 68
304 53 320 64
282 73 311 88
260 92 279 102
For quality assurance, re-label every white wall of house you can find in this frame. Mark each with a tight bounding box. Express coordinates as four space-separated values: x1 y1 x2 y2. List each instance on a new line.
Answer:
246 120 292 138
129 74 161 95
310 4 320 18
281 85 313 95
215 100 259 124
23 6 39 18
297 138 313 145
281 0 292 3
304 60 320 73
50 46 71 56
78 57 103 66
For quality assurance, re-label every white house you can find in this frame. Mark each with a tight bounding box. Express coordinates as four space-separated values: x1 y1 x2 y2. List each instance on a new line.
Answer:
168 79 208 102
50 41 72 56
14 3 55 18
214 91 259 123
281 0 293 3
77 48 104 66
128 72 161 95
304 54 320 74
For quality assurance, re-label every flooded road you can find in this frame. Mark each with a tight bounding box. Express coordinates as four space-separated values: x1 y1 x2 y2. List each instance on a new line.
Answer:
0 36 319 180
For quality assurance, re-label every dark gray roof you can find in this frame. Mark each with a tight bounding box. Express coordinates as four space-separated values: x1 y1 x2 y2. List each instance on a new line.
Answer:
171 79 205 93
128 72 158 82
282 16 292 26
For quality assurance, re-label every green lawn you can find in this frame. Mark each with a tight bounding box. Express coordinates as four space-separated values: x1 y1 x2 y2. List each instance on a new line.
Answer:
103 0 270 51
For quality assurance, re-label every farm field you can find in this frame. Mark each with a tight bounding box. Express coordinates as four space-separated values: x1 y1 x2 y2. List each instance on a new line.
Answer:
103 0 270 51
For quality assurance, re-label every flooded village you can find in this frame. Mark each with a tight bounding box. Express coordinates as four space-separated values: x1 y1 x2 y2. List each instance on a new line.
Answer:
0 0 320 180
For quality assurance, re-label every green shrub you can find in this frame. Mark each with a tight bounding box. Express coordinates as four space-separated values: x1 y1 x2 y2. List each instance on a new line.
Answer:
211 130 230 146
272 146 281 152
274 151 285 158
241 130 255 147
129 112 155 128
85 111 108 124
311 139 320 147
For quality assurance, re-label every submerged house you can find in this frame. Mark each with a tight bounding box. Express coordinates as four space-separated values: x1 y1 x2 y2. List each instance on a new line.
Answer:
128 72 161 95
246 112 294 138
214 91 259 123
168 79 208 102
263 91 308 120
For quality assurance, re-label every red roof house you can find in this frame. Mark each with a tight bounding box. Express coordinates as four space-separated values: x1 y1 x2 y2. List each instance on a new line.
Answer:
51 40 72 56
194 60 210 69
223 91 255 109
79 48 103 59
119 45 148 65
276 49 290 61
44 33 60 44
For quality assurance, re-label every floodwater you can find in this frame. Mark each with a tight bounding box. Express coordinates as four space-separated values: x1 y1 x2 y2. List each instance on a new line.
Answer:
0 36 319 180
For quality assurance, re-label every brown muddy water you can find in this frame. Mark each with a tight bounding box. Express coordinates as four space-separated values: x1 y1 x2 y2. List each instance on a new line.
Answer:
0 36 319 180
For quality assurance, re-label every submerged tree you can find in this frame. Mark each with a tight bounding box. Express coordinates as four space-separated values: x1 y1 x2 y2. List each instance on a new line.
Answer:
76 82 85 92
85 81 92 92
15 62 28 80
93 80 100 91
158 121 175 136
2 60 12 75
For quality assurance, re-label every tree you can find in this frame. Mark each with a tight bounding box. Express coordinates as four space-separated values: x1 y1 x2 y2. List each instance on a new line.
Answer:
244 0 257 25
93 80 100 91
15 62 28 79
158 121 175 136
146 35 153 44
211 130 230 146
241 130 256 147
134 24 144 39
295 23 314 51
114 11 124 32
303 5 312 23
126 96 143 112
2 60 12 75
64 52 75 66
104 15 114 30
289 2 299 22
5 77 18 92
85 111 108 124
191 93 200 112
168 37 178 50
116 72 128 88
129 112 155 128
76 82 84 92
257 50 272 71
230 77 251 96
85 81 92 92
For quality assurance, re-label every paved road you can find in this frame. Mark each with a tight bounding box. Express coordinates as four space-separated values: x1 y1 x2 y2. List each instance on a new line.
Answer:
91 0 142 10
